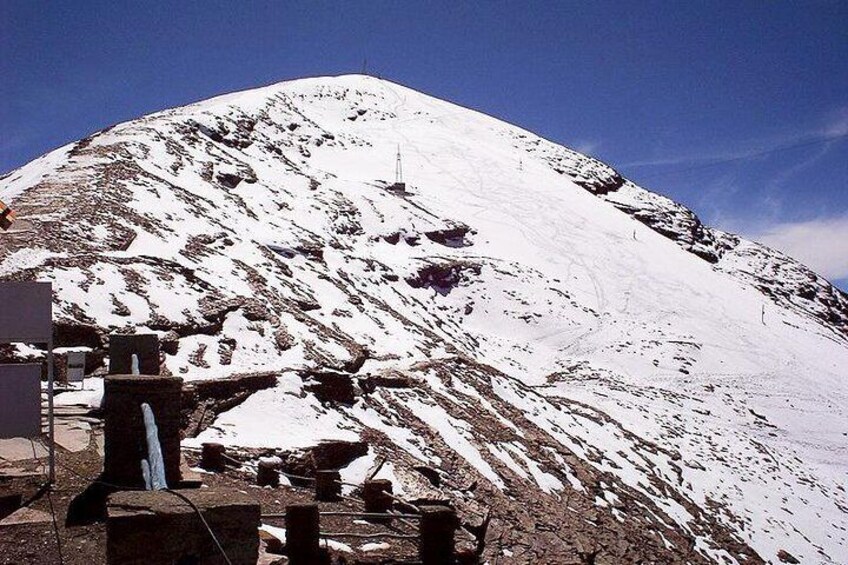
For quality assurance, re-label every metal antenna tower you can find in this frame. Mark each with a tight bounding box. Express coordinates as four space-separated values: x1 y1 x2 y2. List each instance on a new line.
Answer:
395 145 403 184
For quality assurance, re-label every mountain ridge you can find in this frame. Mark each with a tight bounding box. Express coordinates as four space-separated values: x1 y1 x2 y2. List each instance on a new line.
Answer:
1 74 846 563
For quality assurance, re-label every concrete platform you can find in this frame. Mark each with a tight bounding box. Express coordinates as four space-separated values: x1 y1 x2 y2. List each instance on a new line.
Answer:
0 438 47 462
0 507 53 527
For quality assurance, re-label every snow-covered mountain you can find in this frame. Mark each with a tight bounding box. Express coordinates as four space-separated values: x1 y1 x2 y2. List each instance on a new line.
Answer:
1 75 846 563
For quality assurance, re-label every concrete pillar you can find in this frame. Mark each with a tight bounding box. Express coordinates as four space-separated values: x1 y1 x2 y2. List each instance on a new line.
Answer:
363 479 393 514
103 375 182 489
108 334 160 375
419 505 457 564
256 460 279 487
314 470 341 502
200 442 226 472
286 504 319 565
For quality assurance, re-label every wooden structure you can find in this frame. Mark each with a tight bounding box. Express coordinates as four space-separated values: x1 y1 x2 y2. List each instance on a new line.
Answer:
0 199 15 231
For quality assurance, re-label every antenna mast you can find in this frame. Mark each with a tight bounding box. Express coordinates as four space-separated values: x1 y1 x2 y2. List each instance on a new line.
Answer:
395 145 403 184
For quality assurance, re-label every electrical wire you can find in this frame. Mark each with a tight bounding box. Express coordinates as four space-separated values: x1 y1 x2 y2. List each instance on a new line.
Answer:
45 490 64 565
164 489 233 565
33 439 232 565
30 439 64 565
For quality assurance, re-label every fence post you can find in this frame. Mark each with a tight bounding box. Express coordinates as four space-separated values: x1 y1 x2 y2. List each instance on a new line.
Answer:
257 460 280 487
200 442 226 472
315 470 342 502
419 505 457 564
363 479 393 515
286 504 320 564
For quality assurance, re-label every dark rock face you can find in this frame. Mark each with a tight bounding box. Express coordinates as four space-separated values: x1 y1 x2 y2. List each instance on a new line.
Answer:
310 440 369 470
216 172 243 189
406 261 482 295
359 372 413 393
777 549 800 564
54 320 103 350
573 173 625 195
424 224 473 247
301 370 357 404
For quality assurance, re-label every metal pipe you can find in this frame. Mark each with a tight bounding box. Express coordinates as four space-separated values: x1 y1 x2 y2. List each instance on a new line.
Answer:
47 337 55 484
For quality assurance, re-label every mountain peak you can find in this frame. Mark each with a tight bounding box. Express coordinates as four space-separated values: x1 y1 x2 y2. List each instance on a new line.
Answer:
1 77 846 563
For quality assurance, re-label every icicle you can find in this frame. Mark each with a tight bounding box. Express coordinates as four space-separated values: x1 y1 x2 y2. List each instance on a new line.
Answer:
141 459 152 490
141 402 167 490
131 353 140 375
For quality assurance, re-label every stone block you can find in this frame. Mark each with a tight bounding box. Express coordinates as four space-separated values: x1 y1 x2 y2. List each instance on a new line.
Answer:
106 489 259 565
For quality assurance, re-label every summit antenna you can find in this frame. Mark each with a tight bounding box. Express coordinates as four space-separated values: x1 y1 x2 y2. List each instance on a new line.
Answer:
389 146 406 192
395 145 403 184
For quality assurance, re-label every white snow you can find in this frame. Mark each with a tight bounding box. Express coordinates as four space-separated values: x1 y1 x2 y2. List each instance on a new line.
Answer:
2 74 846 564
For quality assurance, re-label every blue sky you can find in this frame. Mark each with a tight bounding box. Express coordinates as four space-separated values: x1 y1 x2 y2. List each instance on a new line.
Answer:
2 1 846 287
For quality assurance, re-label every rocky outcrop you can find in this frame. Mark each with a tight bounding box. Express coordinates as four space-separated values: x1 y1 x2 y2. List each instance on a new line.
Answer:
181 372 278 436
405 261 482 295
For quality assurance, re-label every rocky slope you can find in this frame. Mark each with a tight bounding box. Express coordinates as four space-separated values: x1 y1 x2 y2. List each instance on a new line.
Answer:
1 75 846 563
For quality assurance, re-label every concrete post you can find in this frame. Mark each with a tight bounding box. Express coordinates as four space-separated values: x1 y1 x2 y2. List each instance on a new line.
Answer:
200 442 226 472
419 505 457 564
256 460 280 487
363 479 393 514
314 470 341 502
286 504 320 565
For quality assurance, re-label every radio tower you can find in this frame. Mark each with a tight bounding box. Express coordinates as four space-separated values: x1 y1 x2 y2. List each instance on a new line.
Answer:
395 145 403 185
390 145 406 192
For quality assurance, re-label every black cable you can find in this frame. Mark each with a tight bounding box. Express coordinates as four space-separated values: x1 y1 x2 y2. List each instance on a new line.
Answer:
164 489 233 565
34 439 232 565
45 489 65 565
30 439 64 565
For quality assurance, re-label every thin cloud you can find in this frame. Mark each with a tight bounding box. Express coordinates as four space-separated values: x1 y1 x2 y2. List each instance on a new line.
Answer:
621 108 848 171
750 214 848 281
573 140 600 156
824 106 848 137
